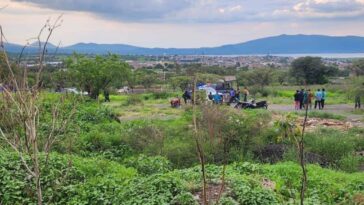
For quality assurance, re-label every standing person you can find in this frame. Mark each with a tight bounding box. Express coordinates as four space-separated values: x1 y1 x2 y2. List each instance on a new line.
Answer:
303 89 309 110
243 87 249 102
298 89 304 109
321 88 326 109
307 89 313 109
104 89 110 102
314 89 322 109
235 89 241 101
294 90 300 110
213 93 222 104
229 88 236 104
182 90 190 104
355 94 361 109
208 92 213 100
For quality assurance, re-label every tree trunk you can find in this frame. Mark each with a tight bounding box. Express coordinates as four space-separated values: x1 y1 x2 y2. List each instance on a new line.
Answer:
89 90 99 99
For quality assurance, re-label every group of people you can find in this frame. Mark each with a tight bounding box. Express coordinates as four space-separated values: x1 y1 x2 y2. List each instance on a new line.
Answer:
208 87 250 105
294 88 326 110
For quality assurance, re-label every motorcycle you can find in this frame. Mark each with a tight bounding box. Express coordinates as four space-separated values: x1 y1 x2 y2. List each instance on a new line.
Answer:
233 99 268 109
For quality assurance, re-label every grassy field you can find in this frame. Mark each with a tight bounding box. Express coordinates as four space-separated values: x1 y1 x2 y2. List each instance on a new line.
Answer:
1 90 363 204
263 85 351 105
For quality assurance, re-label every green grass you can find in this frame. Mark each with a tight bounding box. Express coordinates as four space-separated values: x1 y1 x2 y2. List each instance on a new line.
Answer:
264 85 351 105
103 93 184 121
293 111 346 120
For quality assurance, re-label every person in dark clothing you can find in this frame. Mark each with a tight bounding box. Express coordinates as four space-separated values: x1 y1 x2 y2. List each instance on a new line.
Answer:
208 92 213 100
355 95 361 109
182 90 190 104
294 90 300 110
104 89 110 102
321 88 326 109
298 89 304 109
235 89 240 101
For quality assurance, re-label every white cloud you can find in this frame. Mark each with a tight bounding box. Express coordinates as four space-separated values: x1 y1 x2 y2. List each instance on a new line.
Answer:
2 0 364 47
290 0 364 19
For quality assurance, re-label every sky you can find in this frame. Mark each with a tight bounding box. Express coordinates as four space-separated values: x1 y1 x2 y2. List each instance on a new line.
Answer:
1 0 364 48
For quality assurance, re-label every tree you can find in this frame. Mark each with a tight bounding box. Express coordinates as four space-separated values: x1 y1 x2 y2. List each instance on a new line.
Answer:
0 16 76 205
169 76 191 91
134 68 159 89
272 70 289 85
290 57 335 84
67 54 131 99
351 58 364 76
238 68 273 89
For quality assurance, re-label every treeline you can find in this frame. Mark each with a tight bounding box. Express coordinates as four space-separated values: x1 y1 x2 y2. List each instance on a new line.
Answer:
1 53 364 98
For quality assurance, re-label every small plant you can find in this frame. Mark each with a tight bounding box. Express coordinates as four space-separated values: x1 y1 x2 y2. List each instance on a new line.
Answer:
124 154 172 175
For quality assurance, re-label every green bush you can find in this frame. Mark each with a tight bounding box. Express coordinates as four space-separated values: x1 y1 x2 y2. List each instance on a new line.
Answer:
338 154 361 173
228 177 279 205
0 151 136 205
124 155 172 175
118 174 195 205
305 129 356 164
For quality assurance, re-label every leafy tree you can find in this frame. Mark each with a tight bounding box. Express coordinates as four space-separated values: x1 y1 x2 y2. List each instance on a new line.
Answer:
351 58 364 76
272 69 289 85
154 63 164 70
0 53 21 84
238 68 273 89
169 76 191 91
66 54 131 99
290 57 335 84
134 68 159 89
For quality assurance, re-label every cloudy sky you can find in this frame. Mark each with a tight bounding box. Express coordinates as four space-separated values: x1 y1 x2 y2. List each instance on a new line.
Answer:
1 0 364 47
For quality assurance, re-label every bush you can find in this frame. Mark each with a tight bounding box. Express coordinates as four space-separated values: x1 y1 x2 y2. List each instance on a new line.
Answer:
121 121 164 155
305 129 356 165
228 177 279 205
0 151 136 205
338 154 361 173
124 155 172 175
118 174 195 205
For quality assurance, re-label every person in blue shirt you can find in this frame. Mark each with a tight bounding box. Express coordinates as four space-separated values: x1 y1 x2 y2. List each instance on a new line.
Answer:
213 93 222 104
321 88 326 109
314 89 322 109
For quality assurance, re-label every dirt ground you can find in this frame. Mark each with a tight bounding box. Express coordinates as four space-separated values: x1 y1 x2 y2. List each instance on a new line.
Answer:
269 104 364 128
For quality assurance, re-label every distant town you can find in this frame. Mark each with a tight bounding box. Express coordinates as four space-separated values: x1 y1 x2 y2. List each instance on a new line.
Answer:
13 53 356 71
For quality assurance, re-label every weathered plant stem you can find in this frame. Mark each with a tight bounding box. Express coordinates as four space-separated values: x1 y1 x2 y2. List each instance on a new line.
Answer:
0 16 66 205
192 76 208 205
299 93 309 205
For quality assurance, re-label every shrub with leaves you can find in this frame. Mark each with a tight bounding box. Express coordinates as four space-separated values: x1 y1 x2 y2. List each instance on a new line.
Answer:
124 155 172 175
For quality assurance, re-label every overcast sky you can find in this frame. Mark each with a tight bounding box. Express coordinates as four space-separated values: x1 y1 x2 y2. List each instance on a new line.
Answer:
1 0 364 47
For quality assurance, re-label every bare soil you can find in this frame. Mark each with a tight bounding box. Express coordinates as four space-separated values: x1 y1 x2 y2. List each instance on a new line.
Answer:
269 104 364 128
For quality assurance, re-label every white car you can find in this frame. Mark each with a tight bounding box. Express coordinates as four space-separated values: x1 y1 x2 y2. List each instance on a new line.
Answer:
64 88 88 95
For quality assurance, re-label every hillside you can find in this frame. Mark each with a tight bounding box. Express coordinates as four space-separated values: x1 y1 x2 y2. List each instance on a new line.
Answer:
4 34 364 55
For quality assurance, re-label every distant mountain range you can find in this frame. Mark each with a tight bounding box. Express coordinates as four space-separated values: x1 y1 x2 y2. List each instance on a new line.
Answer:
4 34 364 55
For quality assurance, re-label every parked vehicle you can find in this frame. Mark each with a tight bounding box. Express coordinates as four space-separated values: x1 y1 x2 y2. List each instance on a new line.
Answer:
233 100 268 109
63 87 88 95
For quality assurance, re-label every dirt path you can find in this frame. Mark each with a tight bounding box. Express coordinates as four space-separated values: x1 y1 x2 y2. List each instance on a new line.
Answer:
269 104 363 127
